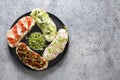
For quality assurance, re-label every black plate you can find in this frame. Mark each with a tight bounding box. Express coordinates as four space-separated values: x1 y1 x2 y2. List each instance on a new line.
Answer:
8 12 69 70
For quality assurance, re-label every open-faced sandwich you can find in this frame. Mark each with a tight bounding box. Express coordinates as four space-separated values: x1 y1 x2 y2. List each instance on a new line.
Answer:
16 42 48 70
30 9 57 42
7 16 35 47
43 28 68 61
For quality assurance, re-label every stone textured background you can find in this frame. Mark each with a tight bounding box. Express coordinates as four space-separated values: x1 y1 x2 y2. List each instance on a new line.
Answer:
0 0 120 80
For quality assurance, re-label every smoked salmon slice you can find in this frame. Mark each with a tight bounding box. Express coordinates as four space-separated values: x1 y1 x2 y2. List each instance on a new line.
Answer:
7 16 35 47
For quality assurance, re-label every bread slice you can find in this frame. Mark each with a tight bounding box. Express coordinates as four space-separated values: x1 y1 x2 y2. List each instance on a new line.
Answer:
16 42 48 70
7 16 35 47
30 8 57 42
43 29 68 61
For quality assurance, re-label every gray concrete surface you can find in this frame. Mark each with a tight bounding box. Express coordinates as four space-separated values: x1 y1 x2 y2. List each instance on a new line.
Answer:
0 0 120 80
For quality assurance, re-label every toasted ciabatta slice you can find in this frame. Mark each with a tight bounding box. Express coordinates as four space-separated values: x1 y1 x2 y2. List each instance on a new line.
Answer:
16 42 48 70
7 16 35 47
43 28 68 61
